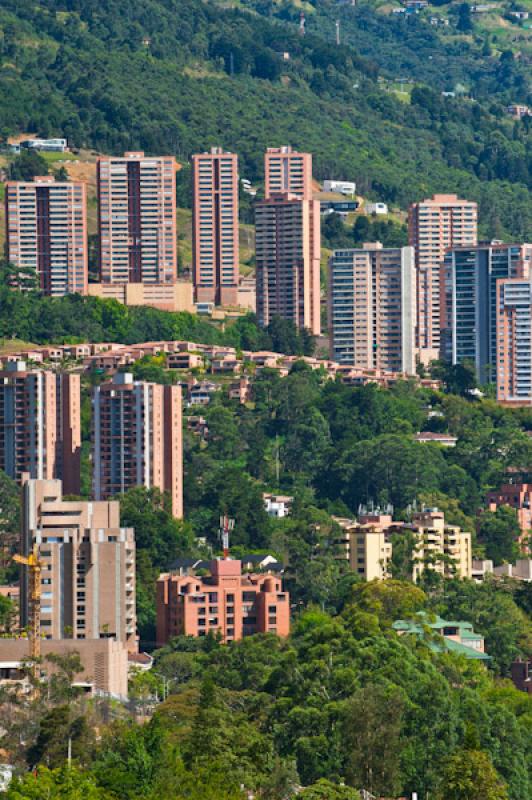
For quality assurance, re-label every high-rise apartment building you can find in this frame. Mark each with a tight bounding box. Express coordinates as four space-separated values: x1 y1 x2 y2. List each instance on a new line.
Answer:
328 243 416 374
192 148 239 306
255 193 321 335
0 363 80 493
449 243 531 384
156 558 289 646
256 147 321 334
97 151 177 286
496 276 532 404
408 194 478 362
20 478 136 648
92 373 183 518
5 176 87 296
264 146 313 200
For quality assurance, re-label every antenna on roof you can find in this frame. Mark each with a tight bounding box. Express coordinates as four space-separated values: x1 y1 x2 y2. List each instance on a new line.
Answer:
219 516 235 559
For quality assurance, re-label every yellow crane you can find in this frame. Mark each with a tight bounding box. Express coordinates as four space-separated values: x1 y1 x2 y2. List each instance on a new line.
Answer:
13 544 42 662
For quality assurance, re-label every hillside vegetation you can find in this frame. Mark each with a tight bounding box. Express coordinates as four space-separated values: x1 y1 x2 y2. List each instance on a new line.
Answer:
0 0 531 240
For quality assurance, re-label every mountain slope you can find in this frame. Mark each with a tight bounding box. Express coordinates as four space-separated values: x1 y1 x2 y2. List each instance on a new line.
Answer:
0 0 530 239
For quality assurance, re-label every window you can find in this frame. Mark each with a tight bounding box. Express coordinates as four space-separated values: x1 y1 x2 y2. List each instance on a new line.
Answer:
243 592 256 602
208 592 218 602
226 593 234 602
268 605 277 613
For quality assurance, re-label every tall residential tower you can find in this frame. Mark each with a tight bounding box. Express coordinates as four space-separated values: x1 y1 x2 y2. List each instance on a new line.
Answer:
256 147 321 334
97 151 177 286
328 243 416 374
408 194 477 363
5 176 87 296
0 363 81 493
192 148 239 306
92 373 183 518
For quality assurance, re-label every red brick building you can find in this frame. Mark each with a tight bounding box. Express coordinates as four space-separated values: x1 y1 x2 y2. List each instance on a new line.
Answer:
156 558 289 645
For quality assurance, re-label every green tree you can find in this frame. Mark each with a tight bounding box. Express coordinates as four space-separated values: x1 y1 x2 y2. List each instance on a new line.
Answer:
477 506 521 565
6 766 112 800
298 779 361 799
342 684 405 796
8 150 48 181
439 750 508 800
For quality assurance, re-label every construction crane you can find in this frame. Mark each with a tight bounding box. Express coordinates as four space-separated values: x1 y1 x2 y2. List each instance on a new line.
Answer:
13 544 42 663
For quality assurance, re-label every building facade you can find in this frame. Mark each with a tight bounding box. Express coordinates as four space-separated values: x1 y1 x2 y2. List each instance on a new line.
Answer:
5 176 87 296
92 373 183 518
449 243 531 384
408 194 477 363
333 508 472 580
0 363 80 493
495 277 532 404
20 478 136 649
192 148 239 306
328 243 416 374
97 151 177 286
156 558 289 645
255 193 321 334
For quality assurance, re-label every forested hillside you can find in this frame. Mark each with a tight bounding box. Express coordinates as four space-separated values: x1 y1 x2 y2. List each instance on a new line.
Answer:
1 0 531 239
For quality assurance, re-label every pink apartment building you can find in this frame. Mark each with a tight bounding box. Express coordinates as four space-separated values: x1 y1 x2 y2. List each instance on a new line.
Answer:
5 175 87 296
92 373 183 518
156 558 290 645
0 362 81 493
255 193 321 335
97 152 177 286
256 147 321 335
408 194 478 363
192 148 239 306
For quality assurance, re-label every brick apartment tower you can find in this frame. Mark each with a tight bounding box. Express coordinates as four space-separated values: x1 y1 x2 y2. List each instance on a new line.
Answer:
192 148 239 306
449 243 531 386
495 263 532 405
0 362 81 494
156 558 290 645
97 152 177 286
20 477 136 648
92 373 183 518
5 176 88 296
328 242 416 374
256 146 321 335
408 194 477 363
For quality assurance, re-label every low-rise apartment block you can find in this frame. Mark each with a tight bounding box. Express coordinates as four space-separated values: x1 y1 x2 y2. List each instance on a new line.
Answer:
333 508 472 580
156 558 290 645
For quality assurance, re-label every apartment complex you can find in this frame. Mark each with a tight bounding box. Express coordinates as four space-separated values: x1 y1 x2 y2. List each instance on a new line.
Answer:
496 277 532 404
328 243 416 374
92 373 183 518
449 243 531 384
20 478 136 648
97 151 177 286
333 508 472 580
255 193 321 334
156 558 289 645
408 194 477 363
192 148 239 306
0 362 80 493
5 176 87 296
